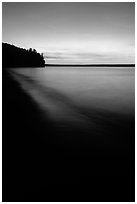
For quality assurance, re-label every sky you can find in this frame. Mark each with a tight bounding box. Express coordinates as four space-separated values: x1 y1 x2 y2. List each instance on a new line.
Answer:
2 2 135 64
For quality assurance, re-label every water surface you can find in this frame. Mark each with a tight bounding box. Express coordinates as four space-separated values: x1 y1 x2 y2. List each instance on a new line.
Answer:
10 67 135 122
6 66 135 199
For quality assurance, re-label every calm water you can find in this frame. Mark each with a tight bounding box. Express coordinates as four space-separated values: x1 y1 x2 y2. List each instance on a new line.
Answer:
9 67 135 123
7 66 135 199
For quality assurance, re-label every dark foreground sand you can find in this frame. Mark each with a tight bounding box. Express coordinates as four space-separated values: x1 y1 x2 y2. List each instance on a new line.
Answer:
3 69 135 201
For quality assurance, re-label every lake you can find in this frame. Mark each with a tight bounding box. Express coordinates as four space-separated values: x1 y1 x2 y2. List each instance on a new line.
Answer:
8 67 134 136
5 66 135 201
7 66 135 155
9 67 135 118
8 66 135 144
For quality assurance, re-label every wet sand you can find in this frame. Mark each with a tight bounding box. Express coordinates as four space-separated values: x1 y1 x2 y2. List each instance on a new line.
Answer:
3 68 135 201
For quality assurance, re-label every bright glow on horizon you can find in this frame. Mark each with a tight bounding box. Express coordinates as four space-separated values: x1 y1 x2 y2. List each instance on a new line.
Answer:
42 38 134 64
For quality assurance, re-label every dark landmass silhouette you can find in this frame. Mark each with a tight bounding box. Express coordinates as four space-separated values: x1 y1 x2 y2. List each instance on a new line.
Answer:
2 43 45 68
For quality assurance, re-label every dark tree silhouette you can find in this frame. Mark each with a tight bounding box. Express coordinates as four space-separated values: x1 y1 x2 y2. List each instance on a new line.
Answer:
2 43 45 68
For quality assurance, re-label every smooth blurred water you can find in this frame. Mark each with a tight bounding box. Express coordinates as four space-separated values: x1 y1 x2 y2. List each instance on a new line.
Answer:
8 66 135 179
6 67 135 200
11 67 135 121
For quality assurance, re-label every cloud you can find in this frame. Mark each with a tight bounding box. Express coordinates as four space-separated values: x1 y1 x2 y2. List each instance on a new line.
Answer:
44 50 134 64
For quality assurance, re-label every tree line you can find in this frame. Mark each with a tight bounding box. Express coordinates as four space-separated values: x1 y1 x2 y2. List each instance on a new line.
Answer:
2 43 45 68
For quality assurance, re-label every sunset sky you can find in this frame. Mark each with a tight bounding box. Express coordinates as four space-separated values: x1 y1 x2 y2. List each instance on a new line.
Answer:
2 2 135 64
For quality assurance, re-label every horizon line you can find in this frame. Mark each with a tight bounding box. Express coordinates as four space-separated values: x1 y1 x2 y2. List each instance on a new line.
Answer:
45 63 135 67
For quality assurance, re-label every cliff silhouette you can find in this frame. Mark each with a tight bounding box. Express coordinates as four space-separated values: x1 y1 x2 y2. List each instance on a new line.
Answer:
2 43 45 68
